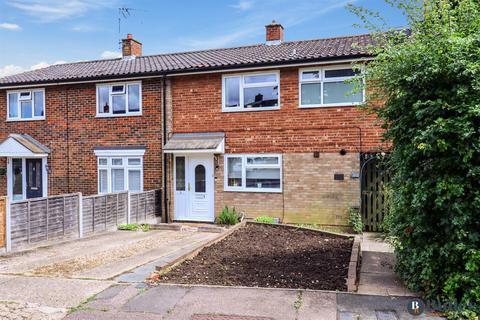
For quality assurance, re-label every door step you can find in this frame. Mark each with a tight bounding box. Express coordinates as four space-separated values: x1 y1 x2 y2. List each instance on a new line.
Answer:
149 223 226 233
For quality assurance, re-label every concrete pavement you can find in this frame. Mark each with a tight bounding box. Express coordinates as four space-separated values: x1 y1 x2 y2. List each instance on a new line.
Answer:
64 283 442 320
357 233 417 297
0 229 220 319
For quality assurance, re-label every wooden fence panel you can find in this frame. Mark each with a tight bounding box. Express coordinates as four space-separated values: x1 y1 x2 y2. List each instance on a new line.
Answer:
130 190 160 224
9 194 80 251
82 192 128 236
0 197 6 248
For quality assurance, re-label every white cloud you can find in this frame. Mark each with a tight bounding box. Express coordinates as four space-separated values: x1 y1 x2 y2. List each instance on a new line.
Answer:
30 61 50 70
0 65 24 77
230 0 254 11
7 0 117 22
0 23 21 30
0 60 69 78
100 51 121 59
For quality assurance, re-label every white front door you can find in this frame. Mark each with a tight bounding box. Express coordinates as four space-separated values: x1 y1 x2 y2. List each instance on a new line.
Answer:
174 154 214 222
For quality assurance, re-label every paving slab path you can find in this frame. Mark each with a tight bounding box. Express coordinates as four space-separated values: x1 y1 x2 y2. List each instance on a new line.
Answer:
64 283 443 320
357 233 417 297
0 229 220 319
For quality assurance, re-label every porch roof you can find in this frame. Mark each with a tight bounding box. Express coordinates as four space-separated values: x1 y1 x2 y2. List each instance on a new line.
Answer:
163 132 225 154
0 134 50 157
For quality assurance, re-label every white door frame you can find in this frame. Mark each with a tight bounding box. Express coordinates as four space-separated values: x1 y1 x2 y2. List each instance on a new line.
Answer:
173 153 215 222
6 156 48 202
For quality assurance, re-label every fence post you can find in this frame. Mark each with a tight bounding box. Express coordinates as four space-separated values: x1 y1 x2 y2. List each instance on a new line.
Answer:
78 193 83 238
5 197 11 253
27 201 31 244
127 191 131 224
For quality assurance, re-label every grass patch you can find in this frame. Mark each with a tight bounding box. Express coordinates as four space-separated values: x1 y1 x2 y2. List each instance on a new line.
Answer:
67 294 97 314
118 223 150 232
254 216 276 224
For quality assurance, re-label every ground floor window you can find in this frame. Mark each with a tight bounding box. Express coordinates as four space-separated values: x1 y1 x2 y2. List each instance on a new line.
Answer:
97 156 143 194
224 154 282 192
8 157 47 201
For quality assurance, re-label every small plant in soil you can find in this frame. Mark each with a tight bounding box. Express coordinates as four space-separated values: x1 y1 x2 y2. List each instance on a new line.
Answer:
254 216 276 224
216 206 239 225
118 224 150 232
347 207 363 234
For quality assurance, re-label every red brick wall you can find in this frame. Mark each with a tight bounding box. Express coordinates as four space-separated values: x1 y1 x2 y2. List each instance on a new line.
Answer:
171 66 387 153
0 78 163 197
266 24 284 42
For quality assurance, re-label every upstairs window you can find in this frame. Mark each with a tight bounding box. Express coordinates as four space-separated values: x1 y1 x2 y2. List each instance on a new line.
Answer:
97 82 142 117
7 89 45 121
223 72 280 112
299 66 364 107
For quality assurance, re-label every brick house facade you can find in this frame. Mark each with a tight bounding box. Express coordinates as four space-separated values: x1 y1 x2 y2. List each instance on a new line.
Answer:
166 68 386 225
0 79 164 198
0 23 386 226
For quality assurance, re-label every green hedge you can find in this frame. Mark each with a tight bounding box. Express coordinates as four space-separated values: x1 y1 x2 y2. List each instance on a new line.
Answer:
351 0 480 316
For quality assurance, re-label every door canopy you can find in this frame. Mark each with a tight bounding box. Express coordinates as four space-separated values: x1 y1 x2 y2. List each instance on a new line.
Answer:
163 132 225 154
0 134 50 157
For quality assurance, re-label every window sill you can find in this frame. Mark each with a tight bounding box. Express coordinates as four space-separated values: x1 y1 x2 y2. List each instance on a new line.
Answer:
6 117 46 122
224 188 283 194
222 106 280 113
95 113 142 118
299 103 363 109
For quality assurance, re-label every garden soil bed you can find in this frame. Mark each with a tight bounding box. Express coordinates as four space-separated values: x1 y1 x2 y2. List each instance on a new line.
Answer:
158 223 353 291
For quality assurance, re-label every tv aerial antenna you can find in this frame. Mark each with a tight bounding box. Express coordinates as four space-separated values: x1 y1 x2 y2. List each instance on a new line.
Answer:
118 7 136 48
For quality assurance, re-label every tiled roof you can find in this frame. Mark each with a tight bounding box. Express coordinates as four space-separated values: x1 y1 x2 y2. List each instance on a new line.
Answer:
0 33 374 87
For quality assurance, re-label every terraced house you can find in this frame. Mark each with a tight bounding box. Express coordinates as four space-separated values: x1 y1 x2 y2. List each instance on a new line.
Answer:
0 22 387 227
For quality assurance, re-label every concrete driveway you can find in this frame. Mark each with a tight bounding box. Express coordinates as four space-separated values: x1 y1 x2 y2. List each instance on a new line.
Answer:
0 229 219 319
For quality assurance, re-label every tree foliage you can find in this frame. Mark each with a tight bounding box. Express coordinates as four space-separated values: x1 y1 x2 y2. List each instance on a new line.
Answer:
350 0 480 315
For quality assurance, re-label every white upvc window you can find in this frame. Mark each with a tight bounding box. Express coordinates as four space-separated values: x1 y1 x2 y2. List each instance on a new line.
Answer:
97 155 144 194
96 81 142 117
7 89 45 121
224 154 282 192
299 65 364 108
222 71 280 112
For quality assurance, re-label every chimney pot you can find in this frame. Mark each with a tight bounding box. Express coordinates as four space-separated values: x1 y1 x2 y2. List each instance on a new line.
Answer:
265 21 284 44
122 34 142 58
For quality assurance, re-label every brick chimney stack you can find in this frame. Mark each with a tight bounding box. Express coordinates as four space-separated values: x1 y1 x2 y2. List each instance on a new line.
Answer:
265 20 284 44
122 34 142 58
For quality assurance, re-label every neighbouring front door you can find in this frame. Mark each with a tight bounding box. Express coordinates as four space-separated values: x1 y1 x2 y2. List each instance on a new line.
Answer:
26 159 43 199
174 154 214 222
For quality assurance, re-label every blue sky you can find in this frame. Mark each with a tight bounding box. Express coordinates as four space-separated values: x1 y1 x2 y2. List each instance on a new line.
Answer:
0 0 407 77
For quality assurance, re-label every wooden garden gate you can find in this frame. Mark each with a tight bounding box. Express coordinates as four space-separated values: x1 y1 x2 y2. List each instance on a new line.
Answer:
361 153 390 231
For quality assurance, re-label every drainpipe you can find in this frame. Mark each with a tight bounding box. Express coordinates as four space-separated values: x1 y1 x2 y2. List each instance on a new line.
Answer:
66 86 71 194
162 75 169 223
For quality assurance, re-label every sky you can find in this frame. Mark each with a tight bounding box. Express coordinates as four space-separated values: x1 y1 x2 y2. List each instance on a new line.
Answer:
0 0 407 77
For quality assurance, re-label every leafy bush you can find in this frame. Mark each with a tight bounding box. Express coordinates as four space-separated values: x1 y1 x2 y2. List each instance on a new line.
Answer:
254 216 276 224
216 206 239 225
347 207 363 234
118 223 149 232
350 0 480 315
